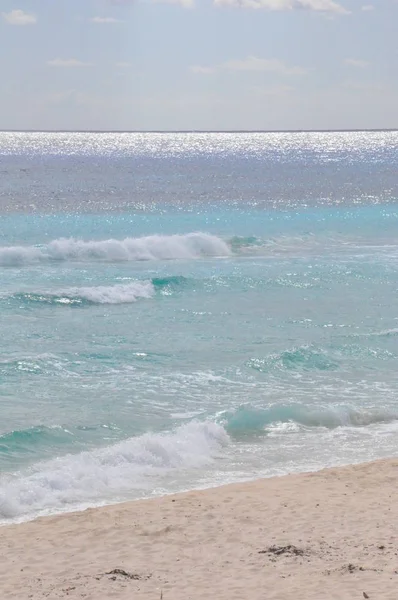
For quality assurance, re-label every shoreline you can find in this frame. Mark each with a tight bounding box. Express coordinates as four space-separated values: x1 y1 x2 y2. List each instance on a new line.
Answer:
1 452 391 528
1 457 398 599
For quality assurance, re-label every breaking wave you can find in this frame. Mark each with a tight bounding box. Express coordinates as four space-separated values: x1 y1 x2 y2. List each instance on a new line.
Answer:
5 276 196 308
0 230 385 267
0 233 231 266
0 421 228 521
11 281 155 307
220 403 398 434
0 425 76 461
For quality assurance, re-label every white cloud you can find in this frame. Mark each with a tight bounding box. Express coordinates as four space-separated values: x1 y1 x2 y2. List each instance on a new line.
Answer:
344 58 370 68
47 59 93 68
213 0 349 15
2 9 37 25
90 16 122 23
192 56 308 76
152 0 195 6
109 0 195 5
361 4 375 10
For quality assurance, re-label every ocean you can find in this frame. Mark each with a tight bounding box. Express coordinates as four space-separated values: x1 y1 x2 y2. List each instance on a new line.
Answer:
0 130 398 523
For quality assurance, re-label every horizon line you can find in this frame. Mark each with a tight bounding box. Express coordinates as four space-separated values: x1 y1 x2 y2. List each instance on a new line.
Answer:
1 128 398 134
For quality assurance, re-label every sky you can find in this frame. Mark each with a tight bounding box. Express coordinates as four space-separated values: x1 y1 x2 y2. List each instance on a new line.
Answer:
1 0 397 130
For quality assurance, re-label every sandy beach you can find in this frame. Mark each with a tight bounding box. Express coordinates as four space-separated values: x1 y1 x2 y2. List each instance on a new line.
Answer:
1 458 398 600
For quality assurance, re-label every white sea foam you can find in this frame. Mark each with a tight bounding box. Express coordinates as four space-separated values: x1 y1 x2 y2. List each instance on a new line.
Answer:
0 233 231 266
7 282 155 306
0 246 44 266
0 421 229 521
62 281 155 304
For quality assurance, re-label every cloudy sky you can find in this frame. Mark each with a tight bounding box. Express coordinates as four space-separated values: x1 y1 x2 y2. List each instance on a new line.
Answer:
1 0 397 130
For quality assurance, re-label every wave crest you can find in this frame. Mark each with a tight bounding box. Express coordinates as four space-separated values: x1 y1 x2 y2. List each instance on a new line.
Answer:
5 276 196 308
220 403 397 434
0 233 231 266
247 346 339 372
0 422 228 520
13 281 155 307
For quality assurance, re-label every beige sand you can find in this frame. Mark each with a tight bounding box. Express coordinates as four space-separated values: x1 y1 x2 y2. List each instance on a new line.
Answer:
1 458 398 600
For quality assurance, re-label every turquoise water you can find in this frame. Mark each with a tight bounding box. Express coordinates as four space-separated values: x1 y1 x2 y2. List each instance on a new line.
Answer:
1 131 398 522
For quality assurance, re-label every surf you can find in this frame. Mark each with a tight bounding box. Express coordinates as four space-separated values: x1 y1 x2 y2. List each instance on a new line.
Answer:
0 233 231 266
220 403 398 434
0 421 228 521
10 281 155 307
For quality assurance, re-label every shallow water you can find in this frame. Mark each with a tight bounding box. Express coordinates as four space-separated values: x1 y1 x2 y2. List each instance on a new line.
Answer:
1 131 398 522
